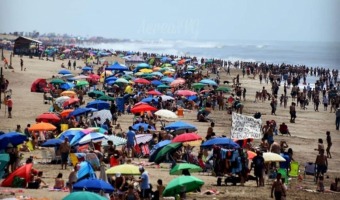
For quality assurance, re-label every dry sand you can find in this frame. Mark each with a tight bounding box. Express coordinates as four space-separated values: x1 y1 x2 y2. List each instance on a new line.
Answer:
0 50 340 199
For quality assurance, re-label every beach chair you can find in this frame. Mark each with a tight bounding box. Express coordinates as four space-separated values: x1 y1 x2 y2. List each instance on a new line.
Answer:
41 150 52 164
288 161 300 178
304 162 317 182
277 168 289 184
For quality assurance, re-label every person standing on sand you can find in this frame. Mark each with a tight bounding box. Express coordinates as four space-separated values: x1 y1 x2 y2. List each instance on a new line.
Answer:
73 60 76 70
252 151 265 187
326 131 332 158
335 108 340 130
271 173 286 200
5 95 13 118
20 58 23 71
289 102 296 123
67 60 71 70
315 149 328 181
59 138 71 170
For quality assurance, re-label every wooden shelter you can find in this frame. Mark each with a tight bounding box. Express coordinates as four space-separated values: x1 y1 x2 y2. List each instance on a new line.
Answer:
14 36 42 56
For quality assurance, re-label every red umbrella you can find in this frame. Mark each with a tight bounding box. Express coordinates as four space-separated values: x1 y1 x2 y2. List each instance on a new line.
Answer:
63 98 80 107
134 78 150 84
247 151 256 160
36 113 60 123
177 59 186 65
131 104 157 113
147 90 162 95
175 90 197 96
172 133 202 143
200 89 211 93
88 74 100 80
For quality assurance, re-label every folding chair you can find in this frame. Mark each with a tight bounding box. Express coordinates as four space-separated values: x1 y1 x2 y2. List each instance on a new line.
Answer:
41 150 52 164
277 168 289 184
304 162 317 182
288 161 300 178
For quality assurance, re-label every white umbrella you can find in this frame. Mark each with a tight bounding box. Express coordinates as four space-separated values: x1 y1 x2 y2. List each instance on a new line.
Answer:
102 135 127 146
115 78 129 84
160 95 174 101
78 132 108 145
91 109 112 124
135 134 153 144
55 96 70 108
263 152 286 162
73 75 89 80
155 109 178 119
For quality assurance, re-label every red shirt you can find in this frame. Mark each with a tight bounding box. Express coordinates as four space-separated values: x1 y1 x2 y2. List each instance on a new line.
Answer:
7 99 13 107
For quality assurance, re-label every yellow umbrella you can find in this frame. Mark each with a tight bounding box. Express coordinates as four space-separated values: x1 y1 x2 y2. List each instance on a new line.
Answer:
28 122 56 131
183 140 202 147
60 91 77 98
134 72 144 76
163 71 174 75
106 164 141 175
100 71 114 82
140 69 153 73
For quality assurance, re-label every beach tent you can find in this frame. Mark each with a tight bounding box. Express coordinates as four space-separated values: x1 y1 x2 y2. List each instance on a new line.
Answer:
31 78 47 92
77 161 97 181
0 154 10 179
1 163 33 187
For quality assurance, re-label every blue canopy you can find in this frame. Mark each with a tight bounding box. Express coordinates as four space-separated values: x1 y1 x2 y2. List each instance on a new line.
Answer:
160 57 171 63
161 77 175 83
141 97 158 103
82 66 93 71
0 132 27 150
70 131 86 146
165 121 197 131
59 129 84 141
132 123 155 131
151 80 162 86
41 138 63 147
86 100 110 110
201 137 240 149
106 62 129 71
60 82 75 90
58 69 72 75
149 140 171 162
68 108 94 118
73 178 114 193
77 161 97 181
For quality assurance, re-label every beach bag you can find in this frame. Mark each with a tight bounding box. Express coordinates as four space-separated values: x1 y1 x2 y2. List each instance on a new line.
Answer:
12 176 25 188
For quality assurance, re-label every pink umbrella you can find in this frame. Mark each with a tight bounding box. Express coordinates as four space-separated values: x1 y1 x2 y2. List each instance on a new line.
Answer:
63 49 71 53
147 90 162 95
89 74 100 80
134 78 150 84
63 98 80 107
170 78 186 87
175 90 197 96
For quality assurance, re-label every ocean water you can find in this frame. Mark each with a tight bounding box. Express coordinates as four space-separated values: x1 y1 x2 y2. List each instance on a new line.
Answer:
80 39 340 69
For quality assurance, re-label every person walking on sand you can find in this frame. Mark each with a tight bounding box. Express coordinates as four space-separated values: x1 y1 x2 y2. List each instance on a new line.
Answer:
73 60 76 70
335 108 340 130
326 131 332 158
67 60 71 70
289 102 296 123
5 95 13 118
315 149 328 181
271 173 286 200
20 58 24 71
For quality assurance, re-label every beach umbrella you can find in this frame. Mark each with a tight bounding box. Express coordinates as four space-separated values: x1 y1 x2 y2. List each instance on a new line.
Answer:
132 123 153 131
88 90 105 98
50 78 65 84
106 164 141 175
70 131 86 146
157 84 170 89
63 49 71 53
60 82 75 90
169 163 203 175
78 132 108 145
90 109 112 124
76 80 89 87
216 86 231 93
137 63 151 68
139 68 153 73
88 74 100 80
134 78 150 84
263 152 286 162
85 127 107 134
170 78 186 87
147 90 162 95
115 78 129 84
41 138 63 147
154 142 182 164
60 109 74 118
58 129 83 141
154 109 178 119
68 107 94 117
82 66 93 71
0 132 27 149
86 100 110 110
201 137 239 149
106 62 128 71
135 134 153 144
172 133 202 143
97 95 115 101
149 140 171 162
58 69 72 75
165 121 197 131
163 176 204 197
247 151 256 160
161 77 175 83
102 135 127 147
175 90 197 96
28 122 56 131
151 72 164 77
63 98 80 107
192 83 206 89
170 60 177 65
73 178 114 193
105 76 117 83
160 95 174 101
36 112 61 123
73 75 90 80
60 90 77 98
131 104 157 113
151 80 162 86
62 191 106 200
200 79 217 86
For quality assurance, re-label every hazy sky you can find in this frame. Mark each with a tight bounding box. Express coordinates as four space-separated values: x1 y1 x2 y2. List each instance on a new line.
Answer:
1 0 339 42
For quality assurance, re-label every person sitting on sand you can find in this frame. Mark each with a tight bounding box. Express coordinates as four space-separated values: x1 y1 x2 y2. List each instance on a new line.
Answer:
279 123 291 136
54 173 65 189
330 177 340 192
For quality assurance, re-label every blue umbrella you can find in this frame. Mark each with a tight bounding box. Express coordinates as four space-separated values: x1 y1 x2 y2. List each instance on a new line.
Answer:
149 140 171 162
161 77 175 83
106 62 128 71
68 108 94 118
82 66 93 71
137 63 150 68
70 131 86 146
132 123 154 131
187 95 198 101
170 60 177 65
141 97 158 103
151 80 162 86
151 72 164 77
165 121 197 131
105 76 117 83
200 79 217 86
73 178 114 193
41 138 63 147
161 57 171 63
86 100 110 110
58 69 72 75
60 82 75 90
78 161 97 181
59 129 83 141
0 132 27 149
201 137 240 149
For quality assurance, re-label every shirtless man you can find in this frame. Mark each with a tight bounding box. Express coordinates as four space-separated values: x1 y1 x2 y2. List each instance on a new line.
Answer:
315 149 328 181
290 102 296 123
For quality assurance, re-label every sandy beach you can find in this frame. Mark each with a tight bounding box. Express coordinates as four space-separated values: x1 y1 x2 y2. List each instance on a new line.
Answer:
0 50 340 200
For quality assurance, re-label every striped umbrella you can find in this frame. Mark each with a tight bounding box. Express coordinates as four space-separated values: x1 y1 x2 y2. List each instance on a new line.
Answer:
102 135 127 146
135 134 153 144
90 109 112 124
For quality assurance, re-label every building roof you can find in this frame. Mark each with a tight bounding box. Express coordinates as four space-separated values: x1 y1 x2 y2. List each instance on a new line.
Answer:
15 36 42 44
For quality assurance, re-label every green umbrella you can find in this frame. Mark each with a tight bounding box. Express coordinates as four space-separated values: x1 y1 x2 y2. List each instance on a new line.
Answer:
88 90 105 98
170 163 203 175
50 78 65 84
216 86 231 93
163 176 204 197
63 191 106 200
97 95 115 101
161 63 172 68
192 83 206 89
122 75 133 80
154 142 182 164
76 80 89 87
157 84 170 89
115 78 129 84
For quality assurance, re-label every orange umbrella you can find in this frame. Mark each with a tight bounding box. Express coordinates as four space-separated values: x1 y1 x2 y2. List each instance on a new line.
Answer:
60 90 77 98
247 151 256 160
29 122 56 131
60 109 74 117
177 59 186 65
